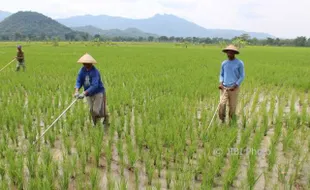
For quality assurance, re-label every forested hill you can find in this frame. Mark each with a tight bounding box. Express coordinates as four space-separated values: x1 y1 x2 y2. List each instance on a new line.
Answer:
0 11 85 40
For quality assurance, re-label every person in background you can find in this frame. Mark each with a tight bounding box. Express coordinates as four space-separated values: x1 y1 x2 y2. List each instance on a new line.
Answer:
16 45 26 71
218 45 245 123
74 53 109 126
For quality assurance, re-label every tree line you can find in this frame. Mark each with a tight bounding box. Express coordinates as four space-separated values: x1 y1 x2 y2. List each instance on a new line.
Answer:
1 32 310 47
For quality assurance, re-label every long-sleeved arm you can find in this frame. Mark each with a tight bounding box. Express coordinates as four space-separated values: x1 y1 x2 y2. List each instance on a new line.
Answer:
85 71 100 95
236 62 245 86
75 69 83 89
219 63 224 83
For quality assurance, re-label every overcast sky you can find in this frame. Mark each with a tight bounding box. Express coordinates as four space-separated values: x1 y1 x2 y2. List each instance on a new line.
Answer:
2 0 310 38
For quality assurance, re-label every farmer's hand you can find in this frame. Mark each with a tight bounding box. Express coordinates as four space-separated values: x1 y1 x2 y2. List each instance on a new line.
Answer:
78 94 85 99
218 83 224 90
74 92 79 98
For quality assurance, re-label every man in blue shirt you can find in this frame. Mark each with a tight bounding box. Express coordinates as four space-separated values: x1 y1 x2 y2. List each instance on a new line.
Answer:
218 45 245 123
74 53 109 126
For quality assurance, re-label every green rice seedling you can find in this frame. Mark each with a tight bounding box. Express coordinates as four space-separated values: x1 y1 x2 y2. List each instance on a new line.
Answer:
63 130 72 155
37 162 46 180
0 159 5 180
76 135 84 158
85 135 92 161
116 138 124 175
52 161 59 180
90 167 100 189
290 92 296 113
9 128 17 146
80 153 87 174
45 164 54 188
71 155 78 179
247 164 255 190
156 155 163 178
267 144 276 171
267 119 282 171
40 178 53 190
117 178 128 190
27 147 38 178
187 142 196 164
8 153 24 189
145 156 155 185
105 140 112 172
48 130 56 147
107 174 115 190
223 155 239 188
155 180 161 190
28 177 39 190
127 137 137 170
28 129 37 145
60 158 71 190
94 129 104 167
166 169 172 189
23 123 29 139
201 167 214 190
283 127 294 153
0 138 8 158
77 175 86 190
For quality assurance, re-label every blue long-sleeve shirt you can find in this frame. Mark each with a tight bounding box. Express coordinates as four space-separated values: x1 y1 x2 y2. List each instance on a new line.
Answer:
75 66 105 96
220 59 245 87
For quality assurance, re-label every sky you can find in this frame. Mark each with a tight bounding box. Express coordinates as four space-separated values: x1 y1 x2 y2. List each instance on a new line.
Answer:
2 0 310 38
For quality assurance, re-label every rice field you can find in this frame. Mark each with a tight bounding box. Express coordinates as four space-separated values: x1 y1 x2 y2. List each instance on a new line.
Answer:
0 42 309 189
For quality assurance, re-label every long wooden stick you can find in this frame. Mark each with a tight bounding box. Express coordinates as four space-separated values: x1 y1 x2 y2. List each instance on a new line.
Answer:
33 98 78 145
0 58 16 72
206 88 230 130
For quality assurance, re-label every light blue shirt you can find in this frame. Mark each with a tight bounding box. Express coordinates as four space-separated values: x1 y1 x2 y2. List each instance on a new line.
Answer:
220 59 245 87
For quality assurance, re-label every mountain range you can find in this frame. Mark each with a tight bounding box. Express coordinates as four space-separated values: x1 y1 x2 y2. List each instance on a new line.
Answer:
57 14 272 39
0 10 273 39
72 26 158 38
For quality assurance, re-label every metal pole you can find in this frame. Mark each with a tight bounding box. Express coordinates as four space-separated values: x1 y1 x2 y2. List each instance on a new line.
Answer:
33 98 78 145
0 58 16 72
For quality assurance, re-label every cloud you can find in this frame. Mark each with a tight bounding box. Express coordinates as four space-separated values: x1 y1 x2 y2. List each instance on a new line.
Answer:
1 0 310 38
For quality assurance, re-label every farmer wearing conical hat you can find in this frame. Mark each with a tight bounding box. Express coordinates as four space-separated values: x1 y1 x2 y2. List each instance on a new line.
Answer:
74 53 109 126
218 45 245 123
16 45 26 71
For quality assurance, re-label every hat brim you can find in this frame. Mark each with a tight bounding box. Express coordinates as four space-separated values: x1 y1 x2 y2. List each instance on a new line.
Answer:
77 61 96 64
222 49 239 54
77 54 97 64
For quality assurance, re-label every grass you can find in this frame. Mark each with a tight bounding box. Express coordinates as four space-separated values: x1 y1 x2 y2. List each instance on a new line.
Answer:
0 42 309 189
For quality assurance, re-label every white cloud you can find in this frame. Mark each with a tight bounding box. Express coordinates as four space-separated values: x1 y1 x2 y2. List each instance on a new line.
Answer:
2 0 310 38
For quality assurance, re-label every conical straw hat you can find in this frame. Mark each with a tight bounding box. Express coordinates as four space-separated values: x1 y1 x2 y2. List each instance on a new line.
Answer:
222 45 239 54
77 53 97 64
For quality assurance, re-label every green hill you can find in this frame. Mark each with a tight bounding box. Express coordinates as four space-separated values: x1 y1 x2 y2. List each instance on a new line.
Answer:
0 11 85 40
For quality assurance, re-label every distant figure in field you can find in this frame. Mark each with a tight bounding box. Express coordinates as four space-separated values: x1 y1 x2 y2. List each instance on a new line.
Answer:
218 45 245 123
74 53 109 126
16 45 26 71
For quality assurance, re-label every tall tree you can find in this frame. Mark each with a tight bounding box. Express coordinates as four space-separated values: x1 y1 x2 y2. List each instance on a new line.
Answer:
294 36 307 47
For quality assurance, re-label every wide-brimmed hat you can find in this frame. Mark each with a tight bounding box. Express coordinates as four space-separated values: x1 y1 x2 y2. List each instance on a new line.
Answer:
222 45 239 54
77 53 97 64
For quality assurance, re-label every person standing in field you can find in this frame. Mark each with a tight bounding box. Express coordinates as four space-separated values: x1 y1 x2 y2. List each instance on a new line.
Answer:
218 45 245 123
16 45 26 71
74 53 109 126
